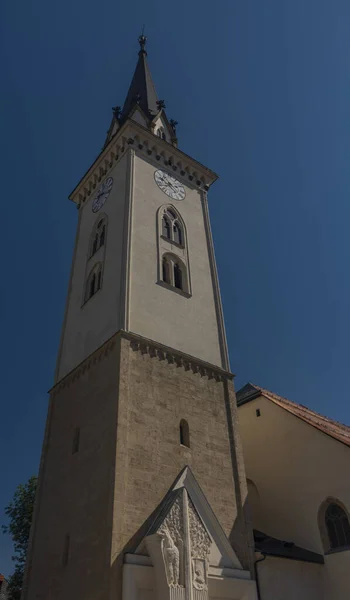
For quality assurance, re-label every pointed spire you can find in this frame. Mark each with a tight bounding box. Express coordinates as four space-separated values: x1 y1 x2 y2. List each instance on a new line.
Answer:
121 34 159 121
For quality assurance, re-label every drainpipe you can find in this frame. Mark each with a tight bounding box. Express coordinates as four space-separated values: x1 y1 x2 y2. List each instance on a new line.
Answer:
254 553 266 600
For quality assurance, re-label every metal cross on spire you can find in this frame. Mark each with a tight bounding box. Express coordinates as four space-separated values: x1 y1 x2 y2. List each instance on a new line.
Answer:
138 25 147 55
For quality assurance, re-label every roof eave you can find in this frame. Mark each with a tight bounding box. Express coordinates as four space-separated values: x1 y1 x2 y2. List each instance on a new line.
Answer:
68 118 218 203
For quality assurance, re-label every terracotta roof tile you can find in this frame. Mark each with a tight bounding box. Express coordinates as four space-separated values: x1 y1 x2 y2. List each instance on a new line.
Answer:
237 383 350 447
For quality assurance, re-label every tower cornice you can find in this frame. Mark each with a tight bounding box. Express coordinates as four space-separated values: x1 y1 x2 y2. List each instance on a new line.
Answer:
50 330 234 395
69 119 218 206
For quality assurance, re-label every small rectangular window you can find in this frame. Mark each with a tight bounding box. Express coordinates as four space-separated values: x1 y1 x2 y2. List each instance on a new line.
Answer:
62 534 70 566
256 409 261 417
72 427 80 454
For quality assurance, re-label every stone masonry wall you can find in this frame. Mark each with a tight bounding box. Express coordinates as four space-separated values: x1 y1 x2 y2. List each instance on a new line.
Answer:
24 333 252 600
110 335 252 597
24 338 120 600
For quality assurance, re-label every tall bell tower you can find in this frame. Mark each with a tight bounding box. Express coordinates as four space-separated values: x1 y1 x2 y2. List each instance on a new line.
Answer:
23 37 257 600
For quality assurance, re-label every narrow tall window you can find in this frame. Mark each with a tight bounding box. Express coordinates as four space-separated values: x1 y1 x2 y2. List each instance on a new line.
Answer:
162 256 170 284
72 427 80 454
85 264 103 303
158 207 191 296
97 269 102 291
92 235 98 256
89 273 96 299
62 534 70 566
325 503 350 549
174 263 182 290
90 215 107 258
99 225 105 247
180 420 190 448
162 216 171 239
173 222 182 245
160 208 185 246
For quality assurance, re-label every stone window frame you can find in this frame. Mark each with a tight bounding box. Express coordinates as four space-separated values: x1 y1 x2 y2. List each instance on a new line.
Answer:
161 253 190 296
161 207 184 247
89 213 108 259
83 262 103 304
157 204 192 297
318 497 350 554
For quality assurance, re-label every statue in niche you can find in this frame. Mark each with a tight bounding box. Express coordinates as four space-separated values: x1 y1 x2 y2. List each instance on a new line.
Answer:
160 526 180 586
192 558 207 591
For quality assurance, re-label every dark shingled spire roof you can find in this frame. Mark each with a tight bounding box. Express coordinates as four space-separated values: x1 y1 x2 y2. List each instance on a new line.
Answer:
121 34 159 121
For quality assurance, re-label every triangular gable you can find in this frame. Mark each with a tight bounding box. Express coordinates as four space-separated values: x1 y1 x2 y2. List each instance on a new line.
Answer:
152 111 177 145
129 104 149 127
237 383 350 447
103 115 120 148
134 466 242 570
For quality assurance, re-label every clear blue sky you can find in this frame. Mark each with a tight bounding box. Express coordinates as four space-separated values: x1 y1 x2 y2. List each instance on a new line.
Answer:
1 0 350 577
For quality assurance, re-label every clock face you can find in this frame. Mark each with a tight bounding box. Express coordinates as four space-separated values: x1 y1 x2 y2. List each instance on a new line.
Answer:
154 170 186 200
92 177 113 213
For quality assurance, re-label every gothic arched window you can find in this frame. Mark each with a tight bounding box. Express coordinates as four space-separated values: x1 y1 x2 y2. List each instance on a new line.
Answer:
157 205 191 296
161 254 187 293
325 503 350 550
92 235 98 255
162 215 171 239
90 215 107 258
89 273 96 299
99 224 105 247
174 262 182 290
162 256 170 284
85 263 103 303
180 420 190 448
173 222 182 245
160 208 184 247
319 499 350 552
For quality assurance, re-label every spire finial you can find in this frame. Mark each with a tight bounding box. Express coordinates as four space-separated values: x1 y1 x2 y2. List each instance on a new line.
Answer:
138 26 147 55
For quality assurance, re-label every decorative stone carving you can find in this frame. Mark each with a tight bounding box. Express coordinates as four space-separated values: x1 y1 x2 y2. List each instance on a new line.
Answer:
158 496 184 587
188 497 211 560
159 527 180 586
188 497 211 591
192 558 207 591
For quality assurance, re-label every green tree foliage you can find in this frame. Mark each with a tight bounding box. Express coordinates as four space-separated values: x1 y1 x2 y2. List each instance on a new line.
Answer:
2 476 37 600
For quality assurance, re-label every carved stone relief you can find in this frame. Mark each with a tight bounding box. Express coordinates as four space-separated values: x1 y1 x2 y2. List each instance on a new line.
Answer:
154 493 212 593
159 527 180 585
158 496 184 587
192 558 207 591
188 497 211 559
188 497 211 591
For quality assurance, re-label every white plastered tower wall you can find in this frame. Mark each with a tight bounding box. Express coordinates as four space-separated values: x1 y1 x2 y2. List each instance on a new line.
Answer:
56 153 129 380
128 153 224 366
56 118 229 380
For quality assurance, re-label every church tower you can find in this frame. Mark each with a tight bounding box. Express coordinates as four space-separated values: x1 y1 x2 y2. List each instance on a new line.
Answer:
23 37 257 600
